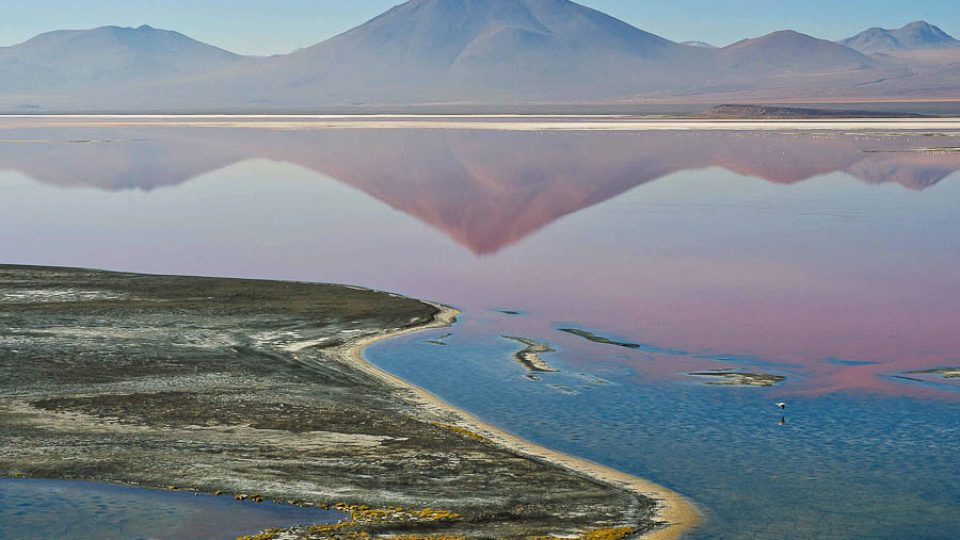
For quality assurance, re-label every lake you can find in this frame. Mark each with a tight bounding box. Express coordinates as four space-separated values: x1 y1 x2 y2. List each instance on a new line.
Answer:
1 117 958 539
0 478 342 540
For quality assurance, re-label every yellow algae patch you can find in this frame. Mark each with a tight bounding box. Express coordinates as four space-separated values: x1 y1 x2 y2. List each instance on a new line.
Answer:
236 503 463 540
530 528 637 540
392 536 467 540
581 528 638 540
429 422 488 442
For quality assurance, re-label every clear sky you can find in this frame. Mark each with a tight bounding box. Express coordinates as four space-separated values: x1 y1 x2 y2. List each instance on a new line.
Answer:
1 0 958 55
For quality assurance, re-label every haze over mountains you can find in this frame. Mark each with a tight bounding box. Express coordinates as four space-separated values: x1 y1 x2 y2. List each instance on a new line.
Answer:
1 0 959 111
839 21 960 53
0 25 248 107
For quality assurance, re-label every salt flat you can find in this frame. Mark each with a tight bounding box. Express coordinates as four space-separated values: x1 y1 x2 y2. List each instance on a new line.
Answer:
3 115 960 132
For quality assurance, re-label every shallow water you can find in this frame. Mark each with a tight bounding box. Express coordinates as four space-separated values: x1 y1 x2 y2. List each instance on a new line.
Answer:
1 120 958 538
0 478 342 540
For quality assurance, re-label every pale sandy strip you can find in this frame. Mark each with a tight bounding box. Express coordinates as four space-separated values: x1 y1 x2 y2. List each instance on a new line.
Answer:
316 302 701 540
3 115 960 132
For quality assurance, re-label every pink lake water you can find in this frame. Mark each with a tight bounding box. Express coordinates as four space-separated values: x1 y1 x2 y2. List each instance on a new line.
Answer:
1 119 958 538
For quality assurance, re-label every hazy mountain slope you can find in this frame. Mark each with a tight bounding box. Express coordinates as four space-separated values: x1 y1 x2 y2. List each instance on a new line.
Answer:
854 23 960 96
0 25 247 95
648 30 912 101
719 31 874 72
0 1 958 110
204 1 922 107
241 0 706 104
840 21 960 53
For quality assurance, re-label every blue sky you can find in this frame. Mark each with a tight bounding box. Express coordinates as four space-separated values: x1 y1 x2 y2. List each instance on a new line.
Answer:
1 0 958 55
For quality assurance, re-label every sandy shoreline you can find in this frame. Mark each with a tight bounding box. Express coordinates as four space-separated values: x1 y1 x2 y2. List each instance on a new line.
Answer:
326 301 702 540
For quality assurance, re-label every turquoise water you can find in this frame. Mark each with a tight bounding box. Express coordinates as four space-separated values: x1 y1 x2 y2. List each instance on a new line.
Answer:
0 479 342 540
1 122 958 538
369 328 960 539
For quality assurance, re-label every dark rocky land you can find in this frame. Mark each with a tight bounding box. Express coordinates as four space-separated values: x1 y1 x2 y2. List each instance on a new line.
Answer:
0 265 661 540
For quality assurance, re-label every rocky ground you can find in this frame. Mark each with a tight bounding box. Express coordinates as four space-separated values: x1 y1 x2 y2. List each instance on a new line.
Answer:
0 265 657 539
688 370 786 387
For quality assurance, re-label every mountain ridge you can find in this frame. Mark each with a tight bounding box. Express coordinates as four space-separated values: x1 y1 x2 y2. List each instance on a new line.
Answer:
719 30 875 72
0 1 958 111
839 21 960 53
253 0 701 103
0 24 247 96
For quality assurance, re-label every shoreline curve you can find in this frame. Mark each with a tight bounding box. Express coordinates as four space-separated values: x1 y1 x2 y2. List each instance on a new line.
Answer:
324 301 702 540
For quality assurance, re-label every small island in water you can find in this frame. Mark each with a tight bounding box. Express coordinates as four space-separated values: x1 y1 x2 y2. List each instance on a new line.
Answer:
0 265 697 540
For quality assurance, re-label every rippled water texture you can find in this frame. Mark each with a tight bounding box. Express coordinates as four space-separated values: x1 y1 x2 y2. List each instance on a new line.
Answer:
0 478 341 540
1 118 958 538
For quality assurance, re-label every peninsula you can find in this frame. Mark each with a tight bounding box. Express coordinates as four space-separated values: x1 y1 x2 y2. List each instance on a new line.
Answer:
0 265 698 539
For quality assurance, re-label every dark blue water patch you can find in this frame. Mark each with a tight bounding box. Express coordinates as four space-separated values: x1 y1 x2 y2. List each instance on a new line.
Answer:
0 478 343 540
554 324 690 355
823 358 882 366
419 331 454 346
369 332 960 540
551 324 805 371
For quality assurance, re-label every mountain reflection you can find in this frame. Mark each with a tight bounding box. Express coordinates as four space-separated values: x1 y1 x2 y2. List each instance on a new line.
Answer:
1 127 958 254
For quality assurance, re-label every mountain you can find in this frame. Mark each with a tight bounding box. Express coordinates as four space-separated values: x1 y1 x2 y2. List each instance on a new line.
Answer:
0 25 246 96
839 21 960 53
0 1 958 110
184 2 921 108
238 0 706 104
719 30 874 72
664 30 904 102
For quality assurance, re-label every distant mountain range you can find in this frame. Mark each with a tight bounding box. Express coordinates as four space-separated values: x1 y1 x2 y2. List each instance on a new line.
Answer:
839 20 960 53
0 25 248 108
1 0 959 111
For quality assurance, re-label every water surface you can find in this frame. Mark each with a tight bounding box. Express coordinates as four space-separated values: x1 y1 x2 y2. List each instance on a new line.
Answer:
1 120 958 538
0 478 341 540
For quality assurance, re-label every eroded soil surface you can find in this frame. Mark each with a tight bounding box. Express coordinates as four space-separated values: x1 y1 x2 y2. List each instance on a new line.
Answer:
0 265 655 539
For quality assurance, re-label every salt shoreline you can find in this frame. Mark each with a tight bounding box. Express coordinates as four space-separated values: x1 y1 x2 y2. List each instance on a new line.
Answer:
3 115 960 133
326 301 702 540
